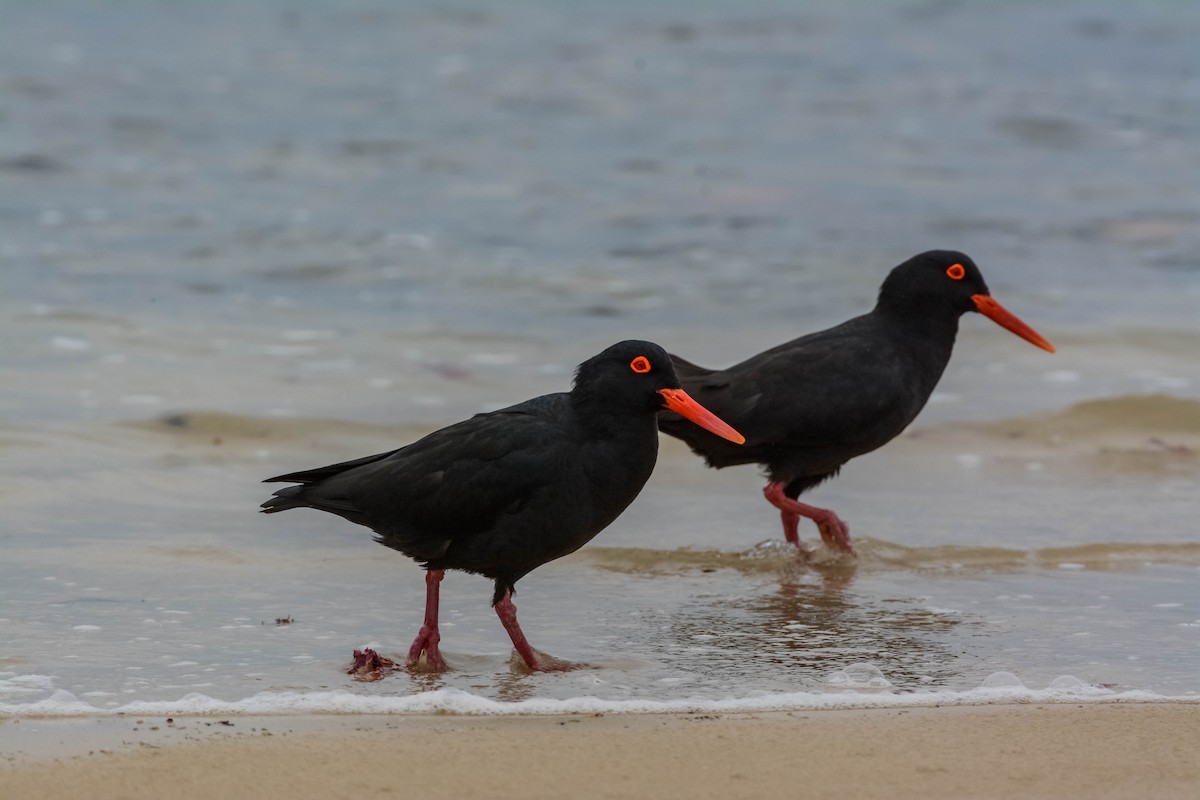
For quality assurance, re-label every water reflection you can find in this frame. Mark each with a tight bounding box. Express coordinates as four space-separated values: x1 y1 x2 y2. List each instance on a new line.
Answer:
405 669 447 696
495 668 537 704
662 563 969 691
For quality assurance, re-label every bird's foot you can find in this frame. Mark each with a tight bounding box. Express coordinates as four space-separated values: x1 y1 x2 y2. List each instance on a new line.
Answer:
764 483 856 556
814 512 855 556
406 625 448 672
348 648 398 681
509 649 586 673
493 593 583 673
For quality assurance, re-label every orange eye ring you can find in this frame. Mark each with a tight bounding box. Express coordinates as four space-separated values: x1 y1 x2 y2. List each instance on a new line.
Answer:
946 263 966 280
630 356 652 374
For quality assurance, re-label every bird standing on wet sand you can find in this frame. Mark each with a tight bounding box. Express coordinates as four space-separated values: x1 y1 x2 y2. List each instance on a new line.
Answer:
261 340 744 672
658 251 1055 555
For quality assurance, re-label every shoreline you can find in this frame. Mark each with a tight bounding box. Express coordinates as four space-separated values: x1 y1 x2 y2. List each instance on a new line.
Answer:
3 703 1197 799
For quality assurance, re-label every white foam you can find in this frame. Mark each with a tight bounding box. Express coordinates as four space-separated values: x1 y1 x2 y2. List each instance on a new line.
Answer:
824 663 892 690
1 677 1194 719
0 673 57 697
980 671 1025 688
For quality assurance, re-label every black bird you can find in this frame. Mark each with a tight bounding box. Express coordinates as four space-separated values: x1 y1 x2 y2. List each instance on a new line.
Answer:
658 251 1055 555
261 340 744 672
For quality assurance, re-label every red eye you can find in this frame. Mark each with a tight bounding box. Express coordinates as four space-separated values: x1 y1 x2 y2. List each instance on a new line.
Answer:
630 356 651 374
946 263 966 280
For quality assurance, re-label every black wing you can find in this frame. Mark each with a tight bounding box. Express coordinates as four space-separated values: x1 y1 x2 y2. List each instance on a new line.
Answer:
661 315 926 463
261 396 576 561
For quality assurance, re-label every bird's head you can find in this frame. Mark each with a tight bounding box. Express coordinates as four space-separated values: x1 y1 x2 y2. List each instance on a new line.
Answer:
878 250 1055 353
573 340 744 443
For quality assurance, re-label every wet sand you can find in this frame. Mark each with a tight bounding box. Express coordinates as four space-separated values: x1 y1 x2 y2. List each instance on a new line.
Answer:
3 704 1197 800
4 6 1199 792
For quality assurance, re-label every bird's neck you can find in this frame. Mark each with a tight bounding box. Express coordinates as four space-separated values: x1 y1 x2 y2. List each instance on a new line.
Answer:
568 398 661 500
569 390 659 440
872 302 960 385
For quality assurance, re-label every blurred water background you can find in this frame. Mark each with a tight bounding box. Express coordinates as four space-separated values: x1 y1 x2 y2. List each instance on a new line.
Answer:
2 0 1197 714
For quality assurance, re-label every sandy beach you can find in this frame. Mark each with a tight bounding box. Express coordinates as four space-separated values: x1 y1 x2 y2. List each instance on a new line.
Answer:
4 4 1198 800
3 703 1197 800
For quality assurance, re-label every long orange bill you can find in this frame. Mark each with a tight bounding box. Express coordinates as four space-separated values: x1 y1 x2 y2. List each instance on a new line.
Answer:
658 388 746 444
971 294 1056 353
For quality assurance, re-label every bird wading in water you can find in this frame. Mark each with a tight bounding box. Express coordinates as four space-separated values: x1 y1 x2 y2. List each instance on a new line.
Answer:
262 340 744 672
658 251 1055 556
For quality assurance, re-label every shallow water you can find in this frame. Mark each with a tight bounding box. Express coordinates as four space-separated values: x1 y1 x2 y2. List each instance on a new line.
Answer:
2 0 1198 715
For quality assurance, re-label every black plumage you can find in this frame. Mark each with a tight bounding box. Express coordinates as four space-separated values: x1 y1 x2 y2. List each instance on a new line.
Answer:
262 340 743 672
658 250 1055 554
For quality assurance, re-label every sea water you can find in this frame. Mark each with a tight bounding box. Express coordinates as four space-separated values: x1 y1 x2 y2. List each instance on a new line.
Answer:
2 0 1198 718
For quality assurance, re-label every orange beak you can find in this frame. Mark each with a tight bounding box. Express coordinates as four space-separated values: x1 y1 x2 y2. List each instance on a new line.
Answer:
971 295 1056 353
657 388 745 444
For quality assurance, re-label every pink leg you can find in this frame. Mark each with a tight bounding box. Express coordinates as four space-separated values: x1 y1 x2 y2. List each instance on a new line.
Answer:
763 482 855 555
780 509 801 545
494 591 543 671
407 569 448 671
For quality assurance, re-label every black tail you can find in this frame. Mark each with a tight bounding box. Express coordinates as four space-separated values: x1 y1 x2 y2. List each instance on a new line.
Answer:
259 485 308 514
259 448 398 519
262 448 399 485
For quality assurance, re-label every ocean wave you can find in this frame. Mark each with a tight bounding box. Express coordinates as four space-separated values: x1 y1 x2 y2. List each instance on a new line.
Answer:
581 540 1200 576
1 680 1193 719
905 394 1200 471
122 410 432 445
11 394 1193 465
